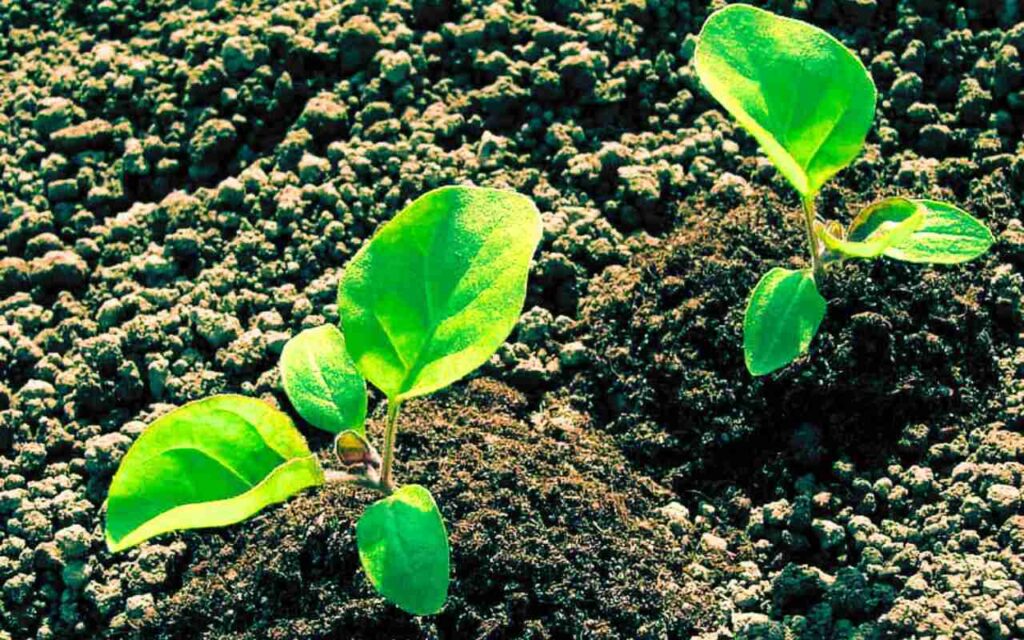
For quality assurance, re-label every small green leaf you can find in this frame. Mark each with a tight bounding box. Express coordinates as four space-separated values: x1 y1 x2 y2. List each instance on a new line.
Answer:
817 202 924 259
694 4 876 196
849 199 993 264
846 197 919 238
280 325 367 435
744 268 826 376
356 484 450 616
106 395 323 552
338 186 542 400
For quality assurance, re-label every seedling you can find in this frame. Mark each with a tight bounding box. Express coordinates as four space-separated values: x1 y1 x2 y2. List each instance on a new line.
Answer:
105 186 542 615
694 5 994 375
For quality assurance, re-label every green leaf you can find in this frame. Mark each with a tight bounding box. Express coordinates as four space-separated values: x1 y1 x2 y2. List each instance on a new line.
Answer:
846 197 920 239
744 268 826 376
849 199 993 264
694 4 876 196
817 200 924 259
338 185 542 400
105 395 323 552
280 324 367 435
356 484 450 616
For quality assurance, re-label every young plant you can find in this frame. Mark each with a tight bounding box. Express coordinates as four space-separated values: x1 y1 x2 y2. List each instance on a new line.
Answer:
105 186 542 615
694 4 994 376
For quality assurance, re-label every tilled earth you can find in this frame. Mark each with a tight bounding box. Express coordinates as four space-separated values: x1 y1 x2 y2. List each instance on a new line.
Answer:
1 0 1023 638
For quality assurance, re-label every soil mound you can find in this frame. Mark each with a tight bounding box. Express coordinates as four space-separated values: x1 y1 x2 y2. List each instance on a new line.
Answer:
580 186 1010 495
144 380 732 639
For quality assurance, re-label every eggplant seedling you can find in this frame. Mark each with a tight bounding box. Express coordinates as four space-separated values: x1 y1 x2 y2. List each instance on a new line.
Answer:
104 186 542 615
694 5 994 376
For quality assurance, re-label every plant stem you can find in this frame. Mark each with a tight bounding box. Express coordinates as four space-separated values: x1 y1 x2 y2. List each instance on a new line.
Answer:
801 195 826 283
379 399 402 493
323 469 384 491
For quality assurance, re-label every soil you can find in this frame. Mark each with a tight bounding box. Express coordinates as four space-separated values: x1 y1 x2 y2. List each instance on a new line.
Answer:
1 0 1024 639
581 186 1009 495
150 380 733 639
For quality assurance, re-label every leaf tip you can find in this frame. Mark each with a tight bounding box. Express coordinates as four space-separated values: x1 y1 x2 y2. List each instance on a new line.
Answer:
744 358 771 377
104 529 127 554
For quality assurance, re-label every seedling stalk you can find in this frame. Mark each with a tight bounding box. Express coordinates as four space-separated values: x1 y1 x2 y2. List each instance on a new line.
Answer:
802 195 825 283
380 400 402 493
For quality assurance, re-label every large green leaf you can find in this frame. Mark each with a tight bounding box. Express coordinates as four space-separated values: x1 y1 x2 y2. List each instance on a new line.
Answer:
694 4 876 196
817 199 924 259
744 268 826 376
356 484 450 615
106 395 323 552
280 324 367 435
849 199 994 264
338 186 542 400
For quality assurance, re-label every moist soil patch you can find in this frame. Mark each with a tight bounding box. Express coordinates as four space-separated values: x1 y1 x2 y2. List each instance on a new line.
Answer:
579 185 1012 497
141 380 733 639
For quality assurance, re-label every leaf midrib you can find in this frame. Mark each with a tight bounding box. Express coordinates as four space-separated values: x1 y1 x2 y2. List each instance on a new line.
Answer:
759 272 815 366
132 444 279 491
395 212 506 398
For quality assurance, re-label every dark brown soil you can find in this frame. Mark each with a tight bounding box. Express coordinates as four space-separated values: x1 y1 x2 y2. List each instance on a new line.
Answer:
579 182 1015 502
141 380 735 639
4 0 1024 637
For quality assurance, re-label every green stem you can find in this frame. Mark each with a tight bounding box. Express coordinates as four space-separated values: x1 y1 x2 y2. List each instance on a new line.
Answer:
801 195 825 284
379 399 402 493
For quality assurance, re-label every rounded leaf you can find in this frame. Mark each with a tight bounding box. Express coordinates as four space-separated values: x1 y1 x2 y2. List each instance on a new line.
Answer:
849 199 993 264
744 268 826 376
356 484 450 616
106 395 323 552
818 199 924 259
846 197 921 240
280 324 367 434
695 4 876 196
338 186 542 400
